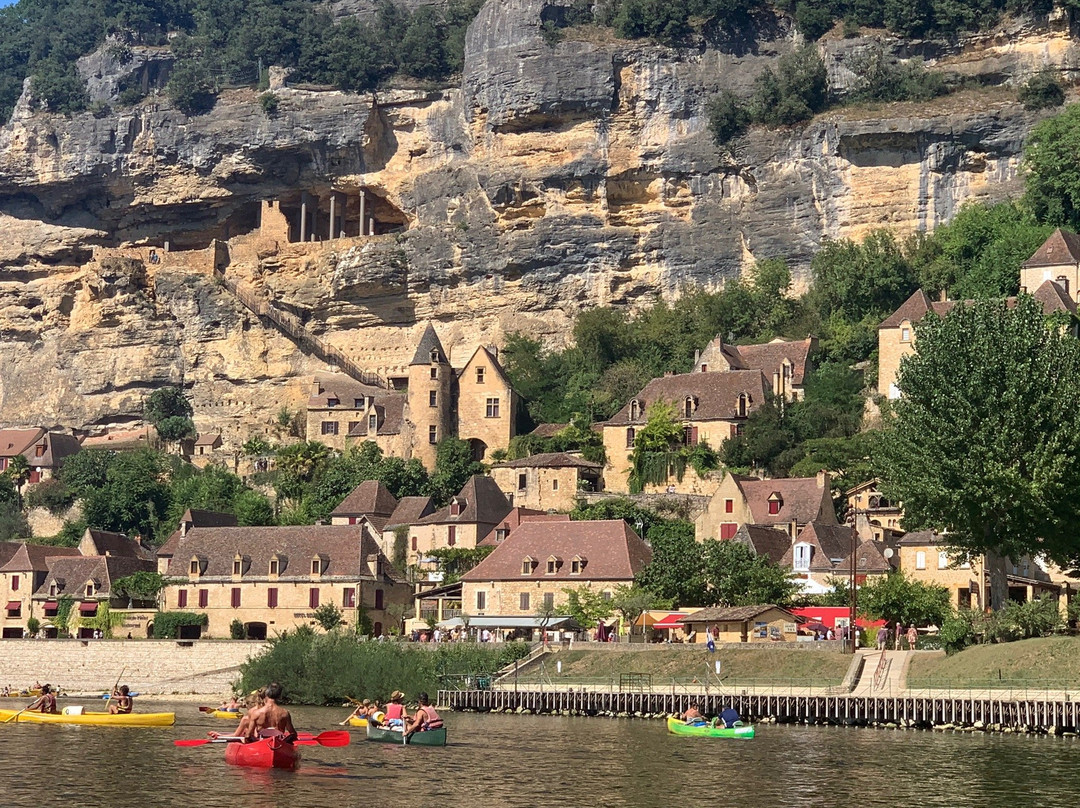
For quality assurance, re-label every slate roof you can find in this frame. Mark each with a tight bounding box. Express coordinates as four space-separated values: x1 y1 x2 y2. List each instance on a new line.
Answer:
529 424 568 438
879 290 955 330
384 496 436 530
1022 228 1080 268
833 540 894 574
410 323 448 366
0 428 80 468
478 509 570 547
163 524 401 581
606 370 767 426
0 542 23 569
492 452 602 470
330 480 399 519
1030 280 1077 315
699 337 815 386
731 474 834 527
896 529 945 546
780 522 859 572
82 530 152 560
0 543 81 573
344 396 406 438
732 524 792 565
418 475 512 527
158 509 239 558
677 604 798 623
461 519 651 582
33 555 156 598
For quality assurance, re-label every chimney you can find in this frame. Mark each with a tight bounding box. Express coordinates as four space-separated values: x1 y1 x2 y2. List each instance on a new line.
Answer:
664 371 674 377
310 378 322 397
790 519 799 542
816 470 829 489
694 349 701 366
939 289 947 303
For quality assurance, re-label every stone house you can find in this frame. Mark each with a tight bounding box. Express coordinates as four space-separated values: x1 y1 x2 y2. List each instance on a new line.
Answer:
459 519 651 620
329 480 399 527
304 324 518 470
780 522 892 593
32 555 157 638
1020 228 1080 303
157 523 409 639
490 452 602 511
695 336 816 402
729 524 792 565
844 479 904 542
601 370 768 494
697 471 836 542
0 543 81 638
478 509 570 548
0 428 81 485
78 528 154 561
379 495 436 566
406 475 513 571
676 605 802 644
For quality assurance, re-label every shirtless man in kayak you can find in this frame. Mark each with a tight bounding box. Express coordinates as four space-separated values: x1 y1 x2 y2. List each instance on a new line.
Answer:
682 702 704 724
108 685 133 715
211 683 296 743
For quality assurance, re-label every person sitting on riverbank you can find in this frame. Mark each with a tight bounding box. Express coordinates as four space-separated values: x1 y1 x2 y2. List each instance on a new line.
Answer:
108 685 133 715
405 692 443 737
682 703 704 724
27 684 57 714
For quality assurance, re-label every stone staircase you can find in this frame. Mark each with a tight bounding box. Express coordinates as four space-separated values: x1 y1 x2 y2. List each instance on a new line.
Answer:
851 650 912 697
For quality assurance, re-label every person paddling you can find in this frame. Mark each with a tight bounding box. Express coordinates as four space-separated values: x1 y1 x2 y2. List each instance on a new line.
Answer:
682 702 703 724
211 688 264 742
27 683 58 714
218 695 241 713
254 682 297 742
108 685 134 715
404 692 443 737
342 699 371 725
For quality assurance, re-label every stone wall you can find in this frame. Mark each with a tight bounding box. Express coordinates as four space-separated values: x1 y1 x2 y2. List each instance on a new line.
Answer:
0 639 267 695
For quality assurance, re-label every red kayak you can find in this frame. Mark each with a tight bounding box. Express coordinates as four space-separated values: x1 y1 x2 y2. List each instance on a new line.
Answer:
224 736 300 770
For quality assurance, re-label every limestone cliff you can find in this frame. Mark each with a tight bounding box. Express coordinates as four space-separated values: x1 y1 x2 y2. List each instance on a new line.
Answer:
0 0 1074 441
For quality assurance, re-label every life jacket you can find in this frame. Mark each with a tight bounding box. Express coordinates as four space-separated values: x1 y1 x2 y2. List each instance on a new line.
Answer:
421 704 443 730
385 702 404 721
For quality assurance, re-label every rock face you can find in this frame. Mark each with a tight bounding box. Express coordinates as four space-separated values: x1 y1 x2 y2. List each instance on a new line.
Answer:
0 0 1073 439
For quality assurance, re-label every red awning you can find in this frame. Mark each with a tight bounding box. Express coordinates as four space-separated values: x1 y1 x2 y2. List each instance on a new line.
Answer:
652 613 688 630
5 601 20 610
79 601 98 614
43 600 57 610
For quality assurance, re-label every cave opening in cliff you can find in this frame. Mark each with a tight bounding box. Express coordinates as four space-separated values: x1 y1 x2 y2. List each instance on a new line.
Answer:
160 202 262 251
273 189 409 243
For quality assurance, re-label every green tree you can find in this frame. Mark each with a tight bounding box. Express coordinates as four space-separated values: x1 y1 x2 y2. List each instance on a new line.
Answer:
1024 103 1080 229
60 449 113 497
635 520 707 606
80 449 170 542
562 585 615 629
166 56 216 115
427 438 484 505
242 434 273 456
611 584 672 639
313 602 344 631
874 295 1080 609
702 540 800 608
4 453 30 507
857 571 951 627
112 571 171 606
1019 72 1065 112
144 387 196 444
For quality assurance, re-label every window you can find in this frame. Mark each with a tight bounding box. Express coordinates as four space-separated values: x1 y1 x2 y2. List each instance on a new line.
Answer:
85 583 94 597
35 443 44 457
368 413 378 432
521 558 533 575
231 588 241 608
177 590 188 608
199 589 208 608
720 523 737 540
429 390 438 408
793 543 811 572
233 558 242 576
683 425 698 446
354 398 365 409
476 367 486 384
700 364 708 372
546 558 558 575
189 559 199 576
321 421 339 436
48 583 57 597
684 397 694 418
938 552 949 570
543 592 554 611
518 473 527 491
327 397 339 408
447 526 457 547
6 602 19 617
737 394 748 418
486 397 500 418
519 592 530 611
309 588 320 609
915 551 926 570
768 495 782 515
571 558 583 575
430 348 440 362
450 500 461 516
552 479 559 491
267 588 278 608
901 327 911 342
734 423 745 437
411 536 418 551
348 421 361 434
10 575 17 592
601 591 612 601
625 428 635 448
429 425 438 444
430 367 438 380
630 400 640 421
269 558 279 576
724 499 734 514
343 588 355 608
476 591 486 610
374 589 384 610
311 559 322 575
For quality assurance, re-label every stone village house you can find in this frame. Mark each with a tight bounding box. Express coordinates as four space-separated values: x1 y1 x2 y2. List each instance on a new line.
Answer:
696 471 836 542
490 452 602 512
676 605 803 644
0 428 81 485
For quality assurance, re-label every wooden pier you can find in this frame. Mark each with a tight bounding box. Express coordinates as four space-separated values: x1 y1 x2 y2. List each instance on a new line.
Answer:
439 688 1080 732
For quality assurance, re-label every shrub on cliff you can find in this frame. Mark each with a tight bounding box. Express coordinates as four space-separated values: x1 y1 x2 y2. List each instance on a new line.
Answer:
165 58 216 116
1019 72 1065 111
847 47 947 104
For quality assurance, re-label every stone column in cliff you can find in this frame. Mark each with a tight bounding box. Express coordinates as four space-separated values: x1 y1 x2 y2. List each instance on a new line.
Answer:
300 192 310 243
328 193 337 240
358 191 367 236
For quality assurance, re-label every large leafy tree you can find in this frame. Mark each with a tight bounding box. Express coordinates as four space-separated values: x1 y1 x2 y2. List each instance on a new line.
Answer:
857 571 951 628
427 438 484 506
1024 103 1080 230
875 295 1080 608
144 386 196 444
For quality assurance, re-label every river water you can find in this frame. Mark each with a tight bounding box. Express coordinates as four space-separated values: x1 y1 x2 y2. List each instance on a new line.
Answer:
0 700 1074 808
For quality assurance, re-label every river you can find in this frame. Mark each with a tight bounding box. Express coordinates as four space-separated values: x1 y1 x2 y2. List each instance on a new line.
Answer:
0 700 1073 807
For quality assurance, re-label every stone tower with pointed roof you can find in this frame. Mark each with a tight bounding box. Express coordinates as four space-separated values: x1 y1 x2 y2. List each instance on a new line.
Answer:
407 322 453 470
1021 228 1080 304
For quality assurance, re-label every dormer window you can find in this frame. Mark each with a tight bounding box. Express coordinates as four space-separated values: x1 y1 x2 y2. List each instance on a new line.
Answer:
684 397 695 418
327 397 339 408
311 557 323 576
700 364 708 372
368 413 378 432
1058 276 1070 295
496 528 509 542
793 543 811 572
737 394 749 418
450 499 461 517
48 582 57 597
189 557 200 576
476 367 486 384
233 554 244 576
571 555 586 575
546 556 561 575
354 398 365 410
521 556 535 575
630 400 640 421
269 557 280 576
85 582 95 598
430 348 440 363
768 493 782 515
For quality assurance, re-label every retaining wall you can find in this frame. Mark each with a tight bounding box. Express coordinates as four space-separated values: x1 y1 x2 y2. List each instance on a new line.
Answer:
0 639 268 695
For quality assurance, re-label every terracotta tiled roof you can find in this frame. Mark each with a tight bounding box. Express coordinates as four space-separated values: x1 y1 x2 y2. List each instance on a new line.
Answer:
461 519 651 582
80 427 154 451
330 480 399 519
1030 280 1077 315
677 604 797 623
878 290 955 330
492 452 601 470
478 509 570 547
0 543 81 573
732 474 834 527
833 540 893 574
529 423 568 438
385 496 435 529
606 370 767 425
731 338 815 386
781 522 858 572
158 510 239 558
33 555 155 598
419 475 512 527
1022 228 1080 268
0 428 44 458
732 524 791 565
163 524 400 581
410 323 447 366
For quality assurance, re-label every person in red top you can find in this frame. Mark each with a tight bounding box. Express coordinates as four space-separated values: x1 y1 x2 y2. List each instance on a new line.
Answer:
379 691 406 728
27 683 58 714
405 692 443 737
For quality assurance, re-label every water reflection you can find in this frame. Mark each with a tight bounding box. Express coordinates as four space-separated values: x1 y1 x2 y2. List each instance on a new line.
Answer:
0 701 1072 808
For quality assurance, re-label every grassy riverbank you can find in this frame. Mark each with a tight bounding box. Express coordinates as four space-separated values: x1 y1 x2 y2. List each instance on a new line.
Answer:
519 647 852 687
907 636 1080 688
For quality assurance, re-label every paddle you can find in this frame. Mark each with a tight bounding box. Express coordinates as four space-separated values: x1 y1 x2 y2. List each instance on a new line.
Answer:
174 731 351 748
102 667 125 715
3 704 33 724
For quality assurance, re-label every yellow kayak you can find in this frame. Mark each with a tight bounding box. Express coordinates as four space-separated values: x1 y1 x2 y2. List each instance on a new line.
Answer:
0 708 175 727
347 716 368 727
208 710 243 720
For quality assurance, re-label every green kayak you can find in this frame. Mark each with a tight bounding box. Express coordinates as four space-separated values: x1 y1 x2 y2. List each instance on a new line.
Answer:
366 723 447 746
667 716 755 739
